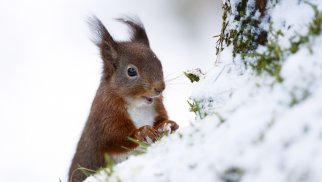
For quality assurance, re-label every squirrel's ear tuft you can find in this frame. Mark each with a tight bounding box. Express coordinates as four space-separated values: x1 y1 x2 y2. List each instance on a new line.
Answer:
88 16 118 69
117 16 150 47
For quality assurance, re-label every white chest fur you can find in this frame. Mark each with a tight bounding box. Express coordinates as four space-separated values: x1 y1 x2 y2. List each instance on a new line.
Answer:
126 98 156 128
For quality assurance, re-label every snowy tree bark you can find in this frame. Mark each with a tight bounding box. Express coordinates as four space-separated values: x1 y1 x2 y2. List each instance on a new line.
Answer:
216 0 268 58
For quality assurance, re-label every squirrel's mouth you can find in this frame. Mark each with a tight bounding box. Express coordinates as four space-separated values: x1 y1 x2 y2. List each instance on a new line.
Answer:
142 96 154 104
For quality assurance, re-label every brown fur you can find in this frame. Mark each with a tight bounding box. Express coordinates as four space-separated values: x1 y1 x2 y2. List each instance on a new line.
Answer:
68 16 178 182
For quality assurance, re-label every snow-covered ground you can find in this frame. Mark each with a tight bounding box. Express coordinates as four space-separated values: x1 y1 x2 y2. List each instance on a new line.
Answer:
85 0 322 182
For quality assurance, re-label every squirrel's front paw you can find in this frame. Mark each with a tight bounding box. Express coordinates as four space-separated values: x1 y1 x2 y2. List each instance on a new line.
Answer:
155 120 179 135
132 125 159 144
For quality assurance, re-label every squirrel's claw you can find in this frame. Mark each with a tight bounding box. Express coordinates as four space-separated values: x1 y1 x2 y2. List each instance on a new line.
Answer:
155 120 179 135
132 125 159 144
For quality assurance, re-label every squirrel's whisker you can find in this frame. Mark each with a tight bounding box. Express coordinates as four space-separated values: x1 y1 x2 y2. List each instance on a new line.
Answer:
165 74 184 83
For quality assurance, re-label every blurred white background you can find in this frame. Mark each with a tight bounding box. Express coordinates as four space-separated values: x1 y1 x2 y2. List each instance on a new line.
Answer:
0 0 221 181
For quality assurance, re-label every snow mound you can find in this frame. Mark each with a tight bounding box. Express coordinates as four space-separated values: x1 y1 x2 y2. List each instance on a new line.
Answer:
85 0 322 182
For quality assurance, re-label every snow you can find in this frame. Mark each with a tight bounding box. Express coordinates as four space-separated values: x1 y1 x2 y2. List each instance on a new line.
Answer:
85 0 322 182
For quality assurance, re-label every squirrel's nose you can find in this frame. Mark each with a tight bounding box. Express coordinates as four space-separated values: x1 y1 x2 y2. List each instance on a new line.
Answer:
153 82 165 95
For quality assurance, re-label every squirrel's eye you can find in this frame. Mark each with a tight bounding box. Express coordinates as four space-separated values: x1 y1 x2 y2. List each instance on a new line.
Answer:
127 67 138 77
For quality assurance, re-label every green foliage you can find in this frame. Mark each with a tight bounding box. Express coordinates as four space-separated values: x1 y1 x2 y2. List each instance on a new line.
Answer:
216 1 322 82
308 2 322 35
235 0 247 21
249 28 284 82
102 154 115 177
220 166 245 182
187 100 207 119
184 72 200 83
289 35 309 54
122 137 151 155
183 69 204 83
187 99 227 122
187 100 200 114
251 3 322 82
79 166 97 177
288 3 322 55
69 165 97 182
216 1 231 55
215 0 267 58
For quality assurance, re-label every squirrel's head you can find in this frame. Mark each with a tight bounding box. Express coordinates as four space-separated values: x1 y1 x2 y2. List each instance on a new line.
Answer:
90 16 165 105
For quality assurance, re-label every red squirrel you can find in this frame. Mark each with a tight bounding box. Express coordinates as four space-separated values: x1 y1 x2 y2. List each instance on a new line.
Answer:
68 16 179 182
